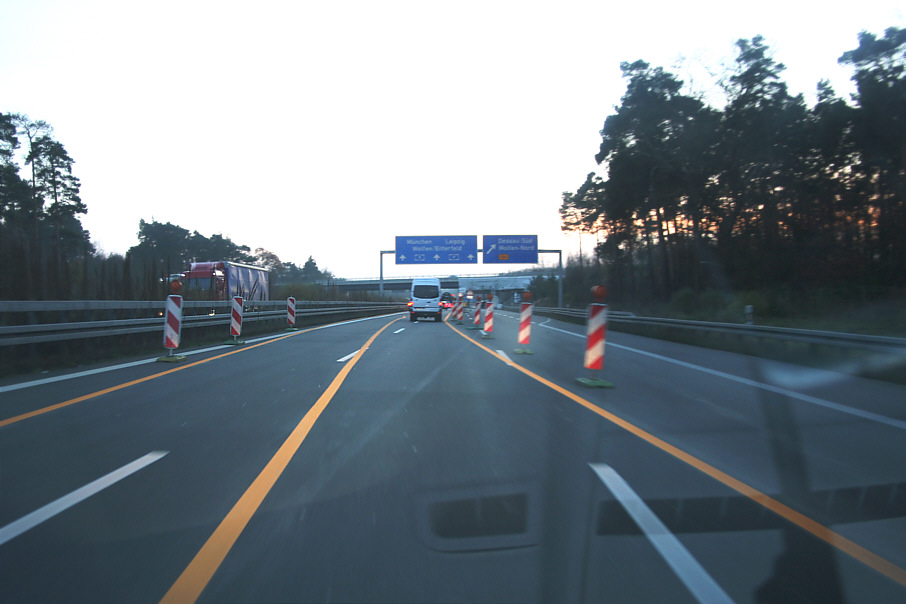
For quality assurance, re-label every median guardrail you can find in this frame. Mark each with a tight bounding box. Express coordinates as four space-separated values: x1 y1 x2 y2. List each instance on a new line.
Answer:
535 307 906 354
534 305 906 384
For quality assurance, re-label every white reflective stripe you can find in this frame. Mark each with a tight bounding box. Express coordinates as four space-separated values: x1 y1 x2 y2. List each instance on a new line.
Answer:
590 463 734 604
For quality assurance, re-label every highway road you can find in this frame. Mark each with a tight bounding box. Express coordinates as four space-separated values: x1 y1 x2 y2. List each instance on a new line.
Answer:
1 309 905 603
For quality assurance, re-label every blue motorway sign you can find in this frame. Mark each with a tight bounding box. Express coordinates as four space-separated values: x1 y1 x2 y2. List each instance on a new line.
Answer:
395 236 478 264
482 235 538 263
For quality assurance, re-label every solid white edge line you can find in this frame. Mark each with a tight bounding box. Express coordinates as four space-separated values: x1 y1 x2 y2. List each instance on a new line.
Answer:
393 328 405 334
0 451 169 546
539 322 906 431
590 463 734 604
0 313 403 394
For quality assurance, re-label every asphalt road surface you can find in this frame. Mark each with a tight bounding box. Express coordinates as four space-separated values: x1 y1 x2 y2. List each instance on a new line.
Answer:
1 309 905 603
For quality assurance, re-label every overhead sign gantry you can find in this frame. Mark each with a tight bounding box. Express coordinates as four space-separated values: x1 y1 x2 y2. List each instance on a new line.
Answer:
394 236 478 265
382 234 560 305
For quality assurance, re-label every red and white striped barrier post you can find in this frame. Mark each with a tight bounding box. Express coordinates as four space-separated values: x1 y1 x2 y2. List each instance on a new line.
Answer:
287 296 297 330
577 286 614 388
469 297 482 330
228 296 244 343
457 298 464 324
481 296 494 338
514 298 533 354
158 295 186 362
584 303 606 370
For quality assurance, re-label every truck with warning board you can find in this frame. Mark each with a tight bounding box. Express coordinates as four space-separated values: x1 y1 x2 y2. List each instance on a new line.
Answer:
178 261 270 301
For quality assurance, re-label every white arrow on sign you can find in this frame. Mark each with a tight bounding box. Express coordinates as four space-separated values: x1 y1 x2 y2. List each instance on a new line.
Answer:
399 255 407 261
433 254 441 261
485 244 497 255
467 254 475 261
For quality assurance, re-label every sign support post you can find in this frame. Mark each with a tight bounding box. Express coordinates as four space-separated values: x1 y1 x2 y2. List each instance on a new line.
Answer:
379 250 394 298
539 249 564 308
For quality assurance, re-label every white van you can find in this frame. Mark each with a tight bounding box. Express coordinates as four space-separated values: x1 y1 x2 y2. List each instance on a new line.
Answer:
408 278 442 322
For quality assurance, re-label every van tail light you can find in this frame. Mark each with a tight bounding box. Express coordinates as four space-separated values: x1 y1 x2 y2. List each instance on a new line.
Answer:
407 301 413 307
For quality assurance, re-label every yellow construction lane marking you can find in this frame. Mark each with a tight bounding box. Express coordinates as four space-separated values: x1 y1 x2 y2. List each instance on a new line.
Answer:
0 318 388 428
445 321 906 589
160 317 401 604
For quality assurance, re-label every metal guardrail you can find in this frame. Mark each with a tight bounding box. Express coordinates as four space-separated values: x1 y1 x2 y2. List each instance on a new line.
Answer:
0 300 406 347
2 300 903 359
534 306 906 357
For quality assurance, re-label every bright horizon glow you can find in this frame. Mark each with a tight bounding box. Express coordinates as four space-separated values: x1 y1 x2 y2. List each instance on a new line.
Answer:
2 1 903 279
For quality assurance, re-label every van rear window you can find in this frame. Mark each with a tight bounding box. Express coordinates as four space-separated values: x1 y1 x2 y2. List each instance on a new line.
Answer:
413 285 439 298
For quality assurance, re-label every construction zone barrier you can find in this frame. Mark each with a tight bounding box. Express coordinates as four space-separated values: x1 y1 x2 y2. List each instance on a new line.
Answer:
584 303 606 370
577 286 614 388
481 296 494 339
469 297 482 330
514 301 533 354
287 297 297 330
228 296 244 344
157 295 186 362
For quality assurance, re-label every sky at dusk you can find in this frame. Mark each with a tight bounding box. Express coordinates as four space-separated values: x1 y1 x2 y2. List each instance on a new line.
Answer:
2 0 903 278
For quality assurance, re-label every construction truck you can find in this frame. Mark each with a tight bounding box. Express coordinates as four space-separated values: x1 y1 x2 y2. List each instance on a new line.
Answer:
178 261 269 301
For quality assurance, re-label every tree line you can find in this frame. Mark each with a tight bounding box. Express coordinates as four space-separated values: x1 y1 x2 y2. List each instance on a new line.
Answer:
559 28 906 309
0 114 330 300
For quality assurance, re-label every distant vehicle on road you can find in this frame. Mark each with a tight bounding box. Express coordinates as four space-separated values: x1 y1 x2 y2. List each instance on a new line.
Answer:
408 278 442 322
440 292 454 308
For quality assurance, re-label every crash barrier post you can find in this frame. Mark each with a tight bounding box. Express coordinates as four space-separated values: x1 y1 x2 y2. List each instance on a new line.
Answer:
227 296 244 344
286 297 297 331
577 286 614 388
157 295 186 363
514 301 533 354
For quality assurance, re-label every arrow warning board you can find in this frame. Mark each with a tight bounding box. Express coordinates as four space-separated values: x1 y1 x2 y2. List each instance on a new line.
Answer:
482 235 538 264
395 236 478 264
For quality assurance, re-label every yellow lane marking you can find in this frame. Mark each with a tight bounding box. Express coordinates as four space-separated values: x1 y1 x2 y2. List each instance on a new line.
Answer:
445 321 906 588
160 317 401 604
0 319 384 428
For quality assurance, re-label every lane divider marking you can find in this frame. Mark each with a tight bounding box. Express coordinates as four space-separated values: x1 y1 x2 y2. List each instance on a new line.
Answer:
0 451 168 546
0 313 403 395
538 321 906 431
0 315 403 428
445 320 906 588
336 350 360 363
590 463 734 604
160 317 402 604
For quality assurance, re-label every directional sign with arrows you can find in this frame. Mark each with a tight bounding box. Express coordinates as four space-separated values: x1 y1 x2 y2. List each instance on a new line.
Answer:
395 236 478 264
482 235 538 263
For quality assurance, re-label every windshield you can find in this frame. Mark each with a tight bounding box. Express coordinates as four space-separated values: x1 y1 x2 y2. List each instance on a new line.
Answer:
413 285 440 298
1 3 905 603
